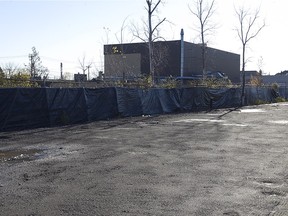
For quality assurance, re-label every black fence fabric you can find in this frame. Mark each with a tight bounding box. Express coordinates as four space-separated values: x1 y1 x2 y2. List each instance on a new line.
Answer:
245 87 277 105
116 88 143 117
277 87 288 99
85 88 118 121
46 88 88 126
0 88 50 131
0 87 276 131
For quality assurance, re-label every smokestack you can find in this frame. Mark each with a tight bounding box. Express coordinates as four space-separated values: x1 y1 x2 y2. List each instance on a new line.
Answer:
180 29 184 78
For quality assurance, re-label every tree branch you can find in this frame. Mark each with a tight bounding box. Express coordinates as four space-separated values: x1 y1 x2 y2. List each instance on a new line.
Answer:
152 18 166 35
151 0 161 14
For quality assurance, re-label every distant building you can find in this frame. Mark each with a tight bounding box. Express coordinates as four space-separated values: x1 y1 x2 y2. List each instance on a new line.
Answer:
241 70 262 84
104 40 240 83
74 73 87 82
262 75 288 87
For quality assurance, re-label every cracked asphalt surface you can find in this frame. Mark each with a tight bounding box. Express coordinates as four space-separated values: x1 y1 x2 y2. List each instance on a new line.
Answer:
1 103 288 215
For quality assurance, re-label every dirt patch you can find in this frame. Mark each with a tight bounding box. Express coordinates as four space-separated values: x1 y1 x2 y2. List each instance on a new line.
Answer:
0 148 44 162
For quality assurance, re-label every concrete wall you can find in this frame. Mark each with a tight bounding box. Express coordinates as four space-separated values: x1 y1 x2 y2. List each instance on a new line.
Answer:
104 53 141 79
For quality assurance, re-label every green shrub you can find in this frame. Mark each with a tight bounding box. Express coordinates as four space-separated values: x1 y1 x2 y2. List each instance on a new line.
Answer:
271 83 279 90
254 99 269 105
158 76 178 88
274 97 287 103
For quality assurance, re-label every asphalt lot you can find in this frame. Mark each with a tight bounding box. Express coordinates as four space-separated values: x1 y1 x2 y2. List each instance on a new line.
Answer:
1 103 288 216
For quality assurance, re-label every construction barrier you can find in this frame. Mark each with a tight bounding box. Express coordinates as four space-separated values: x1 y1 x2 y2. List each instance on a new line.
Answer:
0 87 277 131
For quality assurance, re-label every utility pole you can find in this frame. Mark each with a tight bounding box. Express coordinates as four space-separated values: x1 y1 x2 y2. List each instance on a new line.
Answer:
29 54 33 78
86 65 91 81
180 28 184 78
180 29 185 86
60 62 63 80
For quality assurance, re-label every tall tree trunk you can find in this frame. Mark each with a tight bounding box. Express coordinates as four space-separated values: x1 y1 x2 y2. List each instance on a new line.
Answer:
147 1 154 85
241 44 246 106
201 30 206 79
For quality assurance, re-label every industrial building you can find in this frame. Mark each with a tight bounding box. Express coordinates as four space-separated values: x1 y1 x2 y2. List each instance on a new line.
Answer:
104 38 240 83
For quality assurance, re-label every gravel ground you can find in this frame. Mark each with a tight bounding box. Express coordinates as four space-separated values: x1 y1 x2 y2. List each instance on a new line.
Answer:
1 103 288 216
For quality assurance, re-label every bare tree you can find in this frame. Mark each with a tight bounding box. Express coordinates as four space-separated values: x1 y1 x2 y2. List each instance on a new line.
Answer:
1 62 19 78
90 62 102 80
28 47 49 80
78 55 87 74
114 17 137 82
152 43 169 77
147 0 166 84
235 6 265 105
115 16 135 44
131 0 166 85
103 27 111 44
189 0 216 78
78 54 93 80
257 56 264 75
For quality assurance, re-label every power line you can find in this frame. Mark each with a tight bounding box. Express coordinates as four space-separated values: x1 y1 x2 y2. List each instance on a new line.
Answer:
0 55 27 59
0 55 103 64
41 56 77 64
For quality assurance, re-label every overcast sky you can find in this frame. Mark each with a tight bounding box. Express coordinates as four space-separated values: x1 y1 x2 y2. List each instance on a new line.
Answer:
0 0 287 79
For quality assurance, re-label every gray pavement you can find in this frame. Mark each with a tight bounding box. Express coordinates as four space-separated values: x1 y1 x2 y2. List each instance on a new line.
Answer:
1 103 288 215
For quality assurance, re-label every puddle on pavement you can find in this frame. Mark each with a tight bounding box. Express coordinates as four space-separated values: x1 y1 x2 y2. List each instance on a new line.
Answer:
0 149 45 163
239 109 265 113
277 103 288 106
174 119 225 123
269 120 288 124
256 178 283 187
222 123 247 127
261 190 285 197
